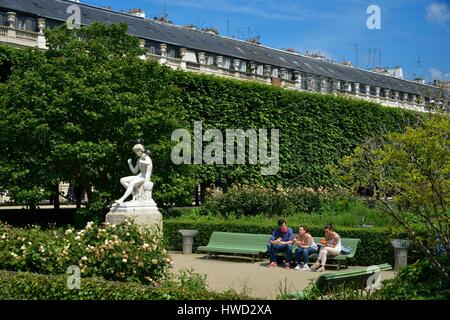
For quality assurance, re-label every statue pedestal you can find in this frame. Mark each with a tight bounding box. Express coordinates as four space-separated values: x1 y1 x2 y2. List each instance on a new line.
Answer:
105 200 163 229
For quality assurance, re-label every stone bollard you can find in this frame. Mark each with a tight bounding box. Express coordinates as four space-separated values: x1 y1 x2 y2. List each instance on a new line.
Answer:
179 229 198 254
391 239 411 270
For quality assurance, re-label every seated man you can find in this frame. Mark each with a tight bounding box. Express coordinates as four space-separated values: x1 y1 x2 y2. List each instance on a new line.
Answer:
267 218 294 268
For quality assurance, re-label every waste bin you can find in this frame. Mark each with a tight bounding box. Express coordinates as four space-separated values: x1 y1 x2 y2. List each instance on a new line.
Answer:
391 239 411 270
179 229 198 254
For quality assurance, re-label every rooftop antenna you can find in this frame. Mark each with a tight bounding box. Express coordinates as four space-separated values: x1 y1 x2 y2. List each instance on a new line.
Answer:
225 19 230 36
378 48 382 67
163 1 167 20
351 44 359 68
413 56 422 78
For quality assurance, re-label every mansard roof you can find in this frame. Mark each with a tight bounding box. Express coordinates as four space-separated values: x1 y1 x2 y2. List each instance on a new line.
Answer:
1 0 447 99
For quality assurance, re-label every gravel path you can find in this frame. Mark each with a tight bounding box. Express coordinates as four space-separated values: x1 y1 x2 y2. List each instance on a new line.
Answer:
169 252 397 299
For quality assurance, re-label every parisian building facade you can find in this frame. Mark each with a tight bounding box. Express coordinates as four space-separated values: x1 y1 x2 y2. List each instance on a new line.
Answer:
0 0 449 114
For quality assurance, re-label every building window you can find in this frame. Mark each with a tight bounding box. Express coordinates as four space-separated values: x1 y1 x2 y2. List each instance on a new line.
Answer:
146 40 161 55
0 12 7 27
205 55 214 65
16 16 36 31
223 57 231 69
167 48 177 58
271 68 279 78
45 19 62 30
256 65 263 75
301 72 308 89
315 76 321 91
240 61 247 73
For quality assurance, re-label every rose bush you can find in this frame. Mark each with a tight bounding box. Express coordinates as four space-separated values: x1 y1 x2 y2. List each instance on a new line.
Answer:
0 219 171 285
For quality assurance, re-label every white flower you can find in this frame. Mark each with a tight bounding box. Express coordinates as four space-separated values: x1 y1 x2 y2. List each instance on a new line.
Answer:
1 234 6 239
122 258 127 263
28 242 32 246
65 229 73 235
151 259 158 265
10 252 18 258
20 245 26 250
111 224 116 229
86 221 94 229
82 256 88 261
74 236 81 241
39 245 45 253
142 243 149 249
104 239 109 245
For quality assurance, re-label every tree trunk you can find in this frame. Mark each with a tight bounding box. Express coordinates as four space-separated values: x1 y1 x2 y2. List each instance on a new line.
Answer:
75 185 82 209
53 183 60 210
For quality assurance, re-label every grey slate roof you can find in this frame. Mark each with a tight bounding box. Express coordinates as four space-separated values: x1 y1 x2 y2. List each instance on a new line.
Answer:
1 0 448 99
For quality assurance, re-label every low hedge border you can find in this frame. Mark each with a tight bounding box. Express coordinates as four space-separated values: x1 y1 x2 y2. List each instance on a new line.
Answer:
164 219 413 266
0 270 251 300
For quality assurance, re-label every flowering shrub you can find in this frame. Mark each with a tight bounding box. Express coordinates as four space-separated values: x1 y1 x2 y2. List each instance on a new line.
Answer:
201 185 352 217
0 219 171 285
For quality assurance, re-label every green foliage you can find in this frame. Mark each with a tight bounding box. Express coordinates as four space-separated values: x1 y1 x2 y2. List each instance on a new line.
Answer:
293 257 450 300
201 185 329 216
171 70 419 190
335 115 450 280
0 270 251 300
0 23 195 209
0 22 421 210
164 216 405 265
369 257 450 300
200 185 394 222
0 219 171 285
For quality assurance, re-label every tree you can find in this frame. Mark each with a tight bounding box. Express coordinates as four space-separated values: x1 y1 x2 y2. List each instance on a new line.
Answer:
0 23 195 216
335 115 450 282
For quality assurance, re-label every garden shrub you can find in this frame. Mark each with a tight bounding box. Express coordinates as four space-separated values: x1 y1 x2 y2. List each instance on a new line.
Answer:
0 270 251 300
0 219 171 285
368 257 450 300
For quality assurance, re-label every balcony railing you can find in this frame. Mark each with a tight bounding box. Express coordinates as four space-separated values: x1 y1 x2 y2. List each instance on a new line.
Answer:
15 29 38 42
0 26 8 38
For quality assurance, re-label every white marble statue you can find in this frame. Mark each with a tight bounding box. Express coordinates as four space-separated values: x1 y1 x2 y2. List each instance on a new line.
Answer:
114 144 154 205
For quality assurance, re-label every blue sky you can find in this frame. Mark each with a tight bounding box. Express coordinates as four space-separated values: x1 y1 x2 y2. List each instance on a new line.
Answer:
82 0 450 82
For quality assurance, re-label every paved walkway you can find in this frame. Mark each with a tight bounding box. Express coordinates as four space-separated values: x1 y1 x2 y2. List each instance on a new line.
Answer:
169 252 397 299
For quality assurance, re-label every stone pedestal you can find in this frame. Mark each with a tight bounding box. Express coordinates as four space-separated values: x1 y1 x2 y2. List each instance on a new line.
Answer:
106 200 163 229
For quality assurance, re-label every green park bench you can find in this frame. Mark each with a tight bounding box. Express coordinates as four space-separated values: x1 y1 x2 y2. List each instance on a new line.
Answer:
279 236 360 269
197 231 271 262
309 237 360 270
287 263 393 299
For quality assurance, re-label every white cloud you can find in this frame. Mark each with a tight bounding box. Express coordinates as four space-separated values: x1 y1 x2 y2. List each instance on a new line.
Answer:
426 3 450 25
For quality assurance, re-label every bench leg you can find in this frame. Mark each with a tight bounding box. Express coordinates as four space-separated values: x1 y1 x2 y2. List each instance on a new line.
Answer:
337 260 340 270
252 255 255 263
207 253 211 260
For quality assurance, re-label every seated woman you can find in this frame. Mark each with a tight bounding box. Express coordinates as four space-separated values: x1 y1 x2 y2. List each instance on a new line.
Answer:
311 223 341 272
294 225 318 271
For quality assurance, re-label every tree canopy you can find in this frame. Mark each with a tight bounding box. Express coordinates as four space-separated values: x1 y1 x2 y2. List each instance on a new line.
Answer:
0 23 195 215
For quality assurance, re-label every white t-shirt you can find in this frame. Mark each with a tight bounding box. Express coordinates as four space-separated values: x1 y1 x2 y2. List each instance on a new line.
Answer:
327 232 341 251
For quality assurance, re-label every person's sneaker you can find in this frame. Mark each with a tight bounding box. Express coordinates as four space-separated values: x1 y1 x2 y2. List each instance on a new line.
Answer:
267 262 277 268
294 264 303 270
317 266 326 272
303 264 311 271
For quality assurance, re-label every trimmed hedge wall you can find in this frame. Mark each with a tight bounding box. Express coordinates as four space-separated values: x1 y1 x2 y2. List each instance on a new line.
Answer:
0 270 251 300
171 70 421 189
164 219 410 266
